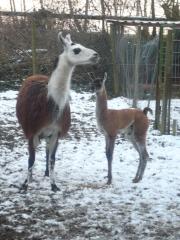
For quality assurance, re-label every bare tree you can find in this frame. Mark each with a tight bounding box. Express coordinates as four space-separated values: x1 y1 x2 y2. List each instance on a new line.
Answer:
12 0 16 12
160 0 180 20
100 0 105 31
40 0 44 9
83 0 89 31
151 0 156 36
144 0 148 16
67 0 82 31
114 0 118 16
23 0 26 12
136 0 141 16
9 0 16 12
9 0 13 12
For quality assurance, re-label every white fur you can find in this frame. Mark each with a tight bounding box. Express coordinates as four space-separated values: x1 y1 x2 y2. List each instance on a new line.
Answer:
47 35 99 113
47 132 59 185
47 54 74 112
21 32 99 191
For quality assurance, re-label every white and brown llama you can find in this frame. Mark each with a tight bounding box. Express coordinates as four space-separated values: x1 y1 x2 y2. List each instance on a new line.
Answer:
92 73 152 185
16 32 99 191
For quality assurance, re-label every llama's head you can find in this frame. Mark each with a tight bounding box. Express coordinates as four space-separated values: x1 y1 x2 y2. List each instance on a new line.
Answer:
58 32 100 66
91 72 107 93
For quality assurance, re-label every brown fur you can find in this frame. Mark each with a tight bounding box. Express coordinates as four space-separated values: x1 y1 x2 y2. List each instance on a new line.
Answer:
105 109 148 137
97 89 149 141
95 84 150 184
16 75 71 139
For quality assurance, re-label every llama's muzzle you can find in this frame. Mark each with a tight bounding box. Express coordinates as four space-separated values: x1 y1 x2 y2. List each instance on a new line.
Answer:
90 52 100 64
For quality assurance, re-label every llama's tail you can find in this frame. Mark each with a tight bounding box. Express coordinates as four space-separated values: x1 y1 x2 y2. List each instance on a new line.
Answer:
143 107 153 116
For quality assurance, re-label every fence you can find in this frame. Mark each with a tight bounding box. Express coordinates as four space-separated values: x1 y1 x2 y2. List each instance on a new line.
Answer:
108 20 180 134
0 10 112 91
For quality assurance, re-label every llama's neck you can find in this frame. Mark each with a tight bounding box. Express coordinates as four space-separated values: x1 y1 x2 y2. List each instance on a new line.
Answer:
48 54 74 111
96 87 108 122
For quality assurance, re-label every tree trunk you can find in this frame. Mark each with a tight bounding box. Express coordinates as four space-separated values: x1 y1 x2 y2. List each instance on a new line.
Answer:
114 0 117 16
136 0 142 16
100 0 105 32
83 0 89 32
144 0 147 16
9 0 13 12
151 0 156 36
12 0 16 12
68 0 82 32
40 0 44 9
32 18 37 75
23 0 26 12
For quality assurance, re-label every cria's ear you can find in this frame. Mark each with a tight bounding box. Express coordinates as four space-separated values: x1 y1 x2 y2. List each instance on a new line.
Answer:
103 72 107 84
88 72 95 82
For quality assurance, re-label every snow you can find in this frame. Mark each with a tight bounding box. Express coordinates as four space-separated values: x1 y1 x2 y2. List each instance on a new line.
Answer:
0 89 180 239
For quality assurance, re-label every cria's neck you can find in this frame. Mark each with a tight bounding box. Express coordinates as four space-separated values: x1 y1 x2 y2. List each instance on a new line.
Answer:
96 88 108 119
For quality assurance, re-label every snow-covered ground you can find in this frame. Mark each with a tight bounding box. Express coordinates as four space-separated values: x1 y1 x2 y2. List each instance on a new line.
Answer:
0 90 180 240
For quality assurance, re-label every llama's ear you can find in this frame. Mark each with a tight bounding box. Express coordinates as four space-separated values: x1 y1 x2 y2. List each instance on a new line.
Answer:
103 72 107 84
65 34 72 44
58 32 66 47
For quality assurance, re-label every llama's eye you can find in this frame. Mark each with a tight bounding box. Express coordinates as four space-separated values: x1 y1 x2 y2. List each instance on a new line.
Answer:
71 42 76 46
73 48 81 55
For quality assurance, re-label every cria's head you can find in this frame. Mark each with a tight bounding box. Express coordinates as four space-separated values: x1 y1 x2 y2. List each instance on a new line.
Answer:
91 72 107 93
58 32 100 66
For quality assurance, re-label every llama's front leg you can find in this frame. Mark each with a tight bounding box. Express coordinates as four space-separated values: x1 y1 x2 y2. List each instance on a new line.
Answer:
105 135 115 185
21 138 35 191
47 134 59 192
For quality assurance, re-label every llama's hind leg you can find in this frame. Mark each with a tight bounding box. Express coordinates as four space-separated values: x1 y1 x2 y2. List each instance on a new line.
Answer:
21 138 36 191
45 139 58 177
132 139 148 183
105 135 115 184
46 134 59 192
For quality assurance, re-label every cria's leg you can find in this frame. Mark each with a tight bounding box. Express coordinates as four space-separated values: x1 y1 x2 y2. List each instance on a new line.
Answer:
131 138 148 183
105 135 116 185
46 134 59 192
21 138 35 191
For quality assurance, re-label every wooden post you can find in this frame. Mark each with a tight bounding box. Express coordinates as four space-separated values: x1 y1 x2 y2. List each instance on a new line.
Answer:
120 25 125 96
167 97 171 134
154 26 163 130
172 120 177 136
116 24 121 95
132 26 141 108
110 23 119 96
161 30 173 134
32 15 37 75
167 31 174 134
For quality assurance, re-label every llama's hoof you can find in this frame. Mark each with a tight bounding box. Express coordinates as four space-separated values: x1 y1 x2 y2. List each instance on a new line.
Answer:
19 183 28 193
51 184 60 192
107 179 112 185
132 177 141 183
44 171 49 177
104 176 112 184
